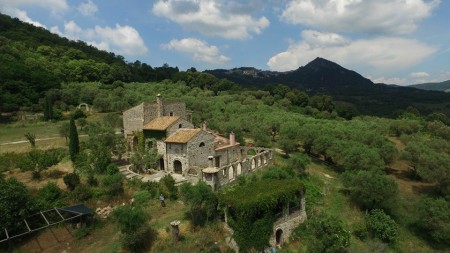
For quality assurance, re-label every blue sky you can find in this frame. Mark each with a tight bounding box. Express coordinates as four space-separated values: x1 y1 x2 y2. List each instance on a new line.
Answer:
1 0 449 85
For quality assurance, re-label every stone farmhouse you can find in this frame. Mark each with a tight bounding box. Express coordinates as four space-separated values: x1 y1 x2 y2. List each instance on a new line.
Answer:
122 94 273 190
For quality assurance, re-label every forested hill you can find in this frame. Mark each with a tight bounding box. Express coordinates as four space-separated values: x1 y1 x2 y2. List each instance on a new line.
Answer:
206 58 450 116
0 13 180 112
1 12 450 117
409 80 450 92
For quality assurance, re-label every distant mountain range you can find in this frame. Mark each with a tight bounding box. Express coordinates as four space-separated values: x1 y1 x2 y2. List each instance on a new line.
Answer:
206 58 450 116
408 80 450 92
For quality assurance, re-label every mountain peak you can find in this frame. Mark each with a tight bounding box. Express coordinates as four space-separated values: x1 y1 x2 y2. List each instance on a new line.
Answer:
304 57 345 70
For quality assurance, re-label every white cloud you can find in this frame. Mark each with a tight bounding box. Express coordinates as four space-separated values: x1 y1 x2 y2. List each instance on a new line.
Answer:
152 0 270 39
281 0 440 34
2 8 46 28
162 38 230 64
77 0 98 16
51 21 148 56
410 72 430 78
267 30 436 72
372 76 407 85
0 0 69 16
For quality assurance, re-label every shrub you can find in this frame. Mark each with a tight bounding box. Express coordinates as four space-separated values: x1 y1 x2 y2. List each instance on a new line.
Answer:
415 197 450 246
32 170 41 180
87 174 98 186
261 167 293 180
289 153 311 176
102 173 124 197
63 173 80 191
342 170 398 211
366 209 399 243
180 182 218 227
133 190 151 206
140 181 160 198
113 205 155 252
160 175 177 200
106 163 119 175
72 184 93 201
72 108 86 120
36 182 65 209
292 213 350 253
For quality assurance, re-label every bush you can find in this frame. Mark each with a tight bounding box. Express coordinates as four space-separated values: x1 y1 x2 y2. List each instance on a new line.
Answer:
113 205 155 253
102 173 124 197
133 190 151 206
63 173 80 191
32 170 41 180
342 170 398 211
366 209 399 243
160 175 177 200
292 213 350 253
415 197 450 246
36 182 65 209
106 163 119 175
180 182 218 227
140 181 160 198
289 153 311 176
72 108 86 120
87 174 98 186
261 167 293 180
72 184 93 201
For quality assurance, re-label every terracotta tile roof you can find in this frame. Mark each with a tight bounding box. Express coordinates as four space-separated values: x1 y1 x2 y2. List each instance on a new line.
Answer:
165 129 201 143
143 116 181 130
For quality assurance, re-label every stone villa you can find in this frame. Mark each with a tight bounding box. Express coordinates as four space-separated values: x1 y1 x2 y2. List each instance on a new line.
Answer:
122 94 273 190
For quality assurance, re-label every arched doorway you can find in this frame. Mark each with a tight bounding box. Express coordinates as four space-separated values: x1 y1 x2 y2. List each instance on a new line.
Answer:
251 159 256 170
236 163 242 176
159 158 165 171
228 166 235 181
174 160 182 174
132 136 139 151
276 229 283 245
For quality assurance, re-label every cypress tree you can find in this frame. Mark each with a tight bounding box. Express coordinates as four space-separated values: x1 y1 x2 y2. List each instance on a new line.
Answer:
43 97 53 121
69 118 80 161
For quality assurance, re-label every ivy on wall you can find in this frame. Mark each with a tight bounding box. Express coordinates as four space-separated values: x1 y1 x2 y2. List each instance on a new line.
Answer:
219 179 304 251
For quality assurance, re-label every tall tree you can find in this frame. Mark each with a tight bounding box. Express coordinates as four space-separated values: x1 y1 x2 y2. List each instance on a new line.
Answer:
69 118 80 161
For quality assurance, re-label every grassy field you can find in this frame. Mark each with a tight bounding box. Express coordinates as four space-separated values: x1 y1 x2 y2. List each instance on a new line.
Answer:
0 112 110 154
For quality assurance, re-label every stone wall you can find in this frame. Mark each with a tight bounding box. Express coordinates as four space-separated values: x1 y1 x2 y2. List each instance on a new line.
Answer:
269 194 307 246
166 119 194 136
202 148 274 190
165 142 189 174
163 102 186 118
187 131 215 168
123 103 144 135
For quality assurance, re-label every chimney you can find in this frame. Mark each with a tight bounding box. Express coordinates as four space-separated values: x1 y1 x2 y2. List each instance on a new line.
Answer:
208 156 214 167
230 132 235 145
202 121 207 131
156 94 163 117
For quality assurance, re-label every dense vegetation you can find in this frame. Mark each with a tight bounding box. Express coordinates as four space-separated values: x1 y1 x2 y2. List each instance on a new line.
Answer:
1 11 449 253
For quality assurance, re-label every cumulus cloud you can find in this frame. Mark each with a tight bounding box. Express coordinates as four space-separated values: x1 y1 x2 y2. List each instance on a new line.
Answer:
2 8 46 28
51 21 148 56
281 0 440 34
152 0 270 39
162 38 230 64
267 30 436 72
372 76 407 85
0 0 69 16
410 72 430 78
77 0 98 16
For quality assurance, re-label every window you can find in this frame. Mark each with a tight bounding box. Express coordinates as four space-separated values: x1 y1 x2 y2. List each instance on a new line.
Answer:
179 124 182 128
199 142 205 147
169 112 174 116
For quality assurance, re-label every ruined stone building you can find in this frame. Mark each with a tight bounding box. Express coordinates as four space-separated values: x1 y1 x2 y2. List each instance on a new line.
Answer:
123 94 273 190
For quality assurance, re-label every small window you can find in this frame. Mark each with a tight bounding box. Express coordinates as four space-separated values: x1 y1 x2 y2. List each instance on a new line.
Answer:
199 142 205 147
169 112 174 116
179 124 182 128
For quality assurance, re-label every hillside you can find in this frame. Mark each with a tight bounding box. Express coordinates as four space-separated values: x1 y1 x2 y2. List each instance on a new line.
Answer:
409 80 450 92
206 58 450 117
0 13 179 112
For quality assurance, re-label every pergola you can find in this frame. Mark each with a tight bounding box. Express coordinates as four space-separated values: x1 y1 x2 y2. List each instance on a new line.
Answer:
0 204 93 243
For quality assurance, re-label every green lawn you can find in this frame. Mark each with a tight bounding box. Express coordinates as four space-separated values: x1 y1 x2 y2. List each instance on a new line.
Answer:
0 120 66 143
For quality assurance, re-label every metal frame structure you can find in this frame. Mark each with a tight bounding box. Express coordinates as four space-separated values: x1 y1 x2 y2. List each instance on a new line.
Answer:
0 205 91 243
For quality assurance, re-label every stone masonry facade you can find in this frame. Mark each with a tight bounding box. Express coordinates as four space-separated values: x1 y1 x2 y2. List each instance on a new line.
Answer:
122 94 274 189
